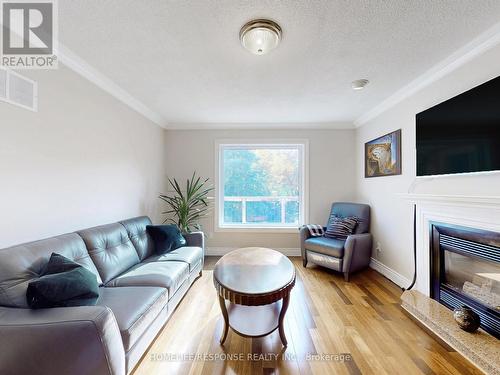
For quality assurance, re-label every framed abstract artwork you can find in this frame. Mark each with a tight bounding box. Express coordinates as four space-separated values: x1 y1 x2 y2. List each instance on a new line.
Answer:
365 129 402 177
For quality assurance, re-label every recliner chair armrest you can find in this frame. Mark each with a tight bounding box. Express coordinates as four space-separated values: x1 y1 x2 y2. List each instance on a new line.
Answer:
299 226 315 260
0 305 125 375
299 226 327 246
184 231 204 251
342 233 373 275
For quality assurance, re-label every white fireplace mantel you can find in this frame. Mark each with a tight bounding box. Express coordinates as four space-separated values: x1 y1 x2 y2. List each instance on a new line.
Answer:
399 193 500 296
400 193 500 207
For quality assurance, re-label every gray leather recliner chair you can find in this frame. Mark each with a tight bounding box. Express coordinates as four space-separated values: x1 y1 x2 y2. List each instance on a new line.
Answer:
300 202 372 281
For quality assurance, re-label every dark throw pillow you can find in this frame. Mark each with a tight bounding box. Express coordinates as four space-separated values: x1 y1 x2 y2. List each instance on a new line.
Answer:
146 224 187 255
26 253 99 309
324 215 359 240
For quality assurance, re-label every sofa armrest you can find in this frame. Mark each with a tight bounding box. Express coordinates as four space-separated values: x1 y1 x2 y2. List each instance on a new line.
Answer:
0 305 125 375
184 231 205 271
184 231 204 250
342 233 373 274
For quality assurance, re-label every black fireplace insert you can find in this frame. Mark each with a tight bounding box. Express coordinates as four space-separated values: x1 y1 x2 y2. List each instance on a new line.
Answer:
430 222 500 339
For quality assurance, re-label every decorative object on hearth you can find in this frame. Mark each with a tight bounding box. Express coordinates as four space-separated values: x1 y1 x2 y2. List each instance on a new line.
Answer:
365 129 402 177
453 305 481 333
159 172 214 233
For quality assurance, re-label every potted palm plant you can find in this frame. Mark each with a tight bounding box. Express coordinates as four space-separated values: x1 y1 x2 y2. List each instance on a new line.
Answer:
159 172 214 233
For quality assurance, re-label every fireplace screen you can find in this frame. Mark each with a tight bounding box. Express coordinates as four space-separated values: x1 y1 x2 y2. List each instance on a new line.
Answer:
431 223 500 338
444 250 500 311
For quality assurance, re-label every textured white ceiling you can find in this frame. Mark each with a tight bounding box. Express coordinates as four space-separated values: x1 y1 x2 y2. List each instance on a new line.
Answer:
59 1 500 126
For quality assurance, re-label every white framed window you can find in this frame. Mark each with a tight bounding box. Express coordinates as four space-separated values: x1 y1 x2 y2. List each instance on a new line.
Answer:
216 140 308 232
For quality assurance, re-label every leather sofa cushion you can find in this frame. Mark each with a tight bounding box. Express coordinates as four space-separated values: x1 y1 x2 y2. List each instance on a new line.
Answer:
106 261 189 299
78 223 140 284
120 217 155 261
305 237 345 258
0 233 102 308
145 246 203 272
96 286 168 351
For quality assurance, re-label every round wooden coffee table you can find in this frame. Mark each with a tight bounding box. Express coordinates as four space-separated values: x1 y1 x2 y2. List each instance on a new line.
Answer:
213 247 296 347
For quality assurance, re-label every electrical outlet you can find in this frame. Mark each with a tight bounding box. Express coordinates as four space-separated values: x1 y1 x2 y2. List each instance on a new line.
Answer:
375 242 382 253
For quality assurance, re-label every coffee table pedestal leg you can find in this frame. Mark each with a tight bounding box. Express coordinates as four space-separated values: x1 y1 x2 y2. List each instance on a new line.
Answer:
278 294 290 347
218 295 229 345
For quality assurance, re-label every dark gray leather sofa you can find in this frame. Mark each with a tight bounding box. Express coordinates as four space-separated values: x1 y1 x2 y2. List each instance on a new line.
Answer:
300 202 372 281
0 216 204 375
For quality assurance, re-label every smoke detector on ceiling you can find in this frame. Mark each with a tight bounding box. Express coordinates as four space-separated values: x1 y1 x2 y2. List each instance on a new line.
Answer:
240 19 282 55
352 79 369 90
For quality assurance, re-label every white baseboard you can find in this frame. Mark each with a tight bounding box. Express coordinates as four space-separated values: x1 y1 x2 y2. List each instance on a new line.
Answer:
205 250 410 287
369 257 412 289
206 247 301 257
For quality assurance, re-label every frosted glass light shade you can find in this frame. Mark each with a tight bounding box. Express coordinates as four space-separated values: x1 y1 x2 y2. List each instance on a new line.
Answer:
240 19 282 55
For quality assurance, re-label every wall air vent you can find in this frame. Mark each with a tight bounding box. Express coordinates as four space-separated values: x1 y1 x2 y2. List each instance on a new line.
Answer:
0 68 38 111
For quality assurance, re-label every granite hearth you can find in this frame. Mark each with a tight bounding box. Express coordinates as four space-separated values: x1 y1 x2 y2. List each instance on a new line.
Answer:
402 290 499 375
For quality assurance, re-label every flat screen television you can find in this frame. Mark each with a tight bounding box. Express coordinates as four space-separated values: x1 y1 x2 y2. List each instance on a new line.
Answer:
416 75 500 177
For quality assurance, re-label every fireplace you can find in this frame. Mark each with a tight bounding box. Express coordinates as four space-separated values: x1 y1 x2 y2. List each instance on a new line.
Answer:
430 222 500 338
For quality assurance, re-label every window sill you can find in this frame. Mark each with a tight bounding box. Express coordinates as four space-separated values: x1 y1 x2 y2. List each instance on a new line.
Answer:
216 226 300 234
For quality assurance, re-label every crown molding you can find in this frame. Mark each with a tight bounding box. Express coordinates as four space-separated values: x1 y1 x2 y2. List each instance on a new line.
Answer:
354 21 500 127
57 44 168 128
163 121 354 130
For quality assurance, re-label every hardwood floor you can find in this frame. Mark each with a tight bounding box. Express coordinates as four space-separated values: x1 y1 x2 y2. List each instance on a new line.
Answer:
133 257 482 375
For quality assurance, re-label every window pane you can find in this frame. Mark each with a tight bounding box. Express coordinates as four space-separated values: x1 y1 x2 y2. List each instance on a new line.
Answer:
247 201 281 223
221 145 303 227
224 201 242 223
285 200 299 224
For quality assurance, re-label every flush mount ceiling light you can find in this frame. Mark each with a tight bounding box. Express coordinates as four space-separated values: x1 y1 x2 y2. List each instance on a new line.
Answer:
352 79 369 90
240 19 282 55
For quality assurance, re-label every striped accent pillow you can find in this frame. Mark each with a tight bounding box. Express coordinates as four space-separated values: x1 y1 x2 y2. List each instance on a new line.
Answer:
324 215 359 240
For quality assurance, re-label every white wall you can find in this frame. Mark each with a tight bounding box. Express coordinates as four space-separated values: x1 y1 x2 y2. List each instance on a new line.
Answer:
164 129 356 252
355 43 500 280
3 41 498 275
0 66 165 248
